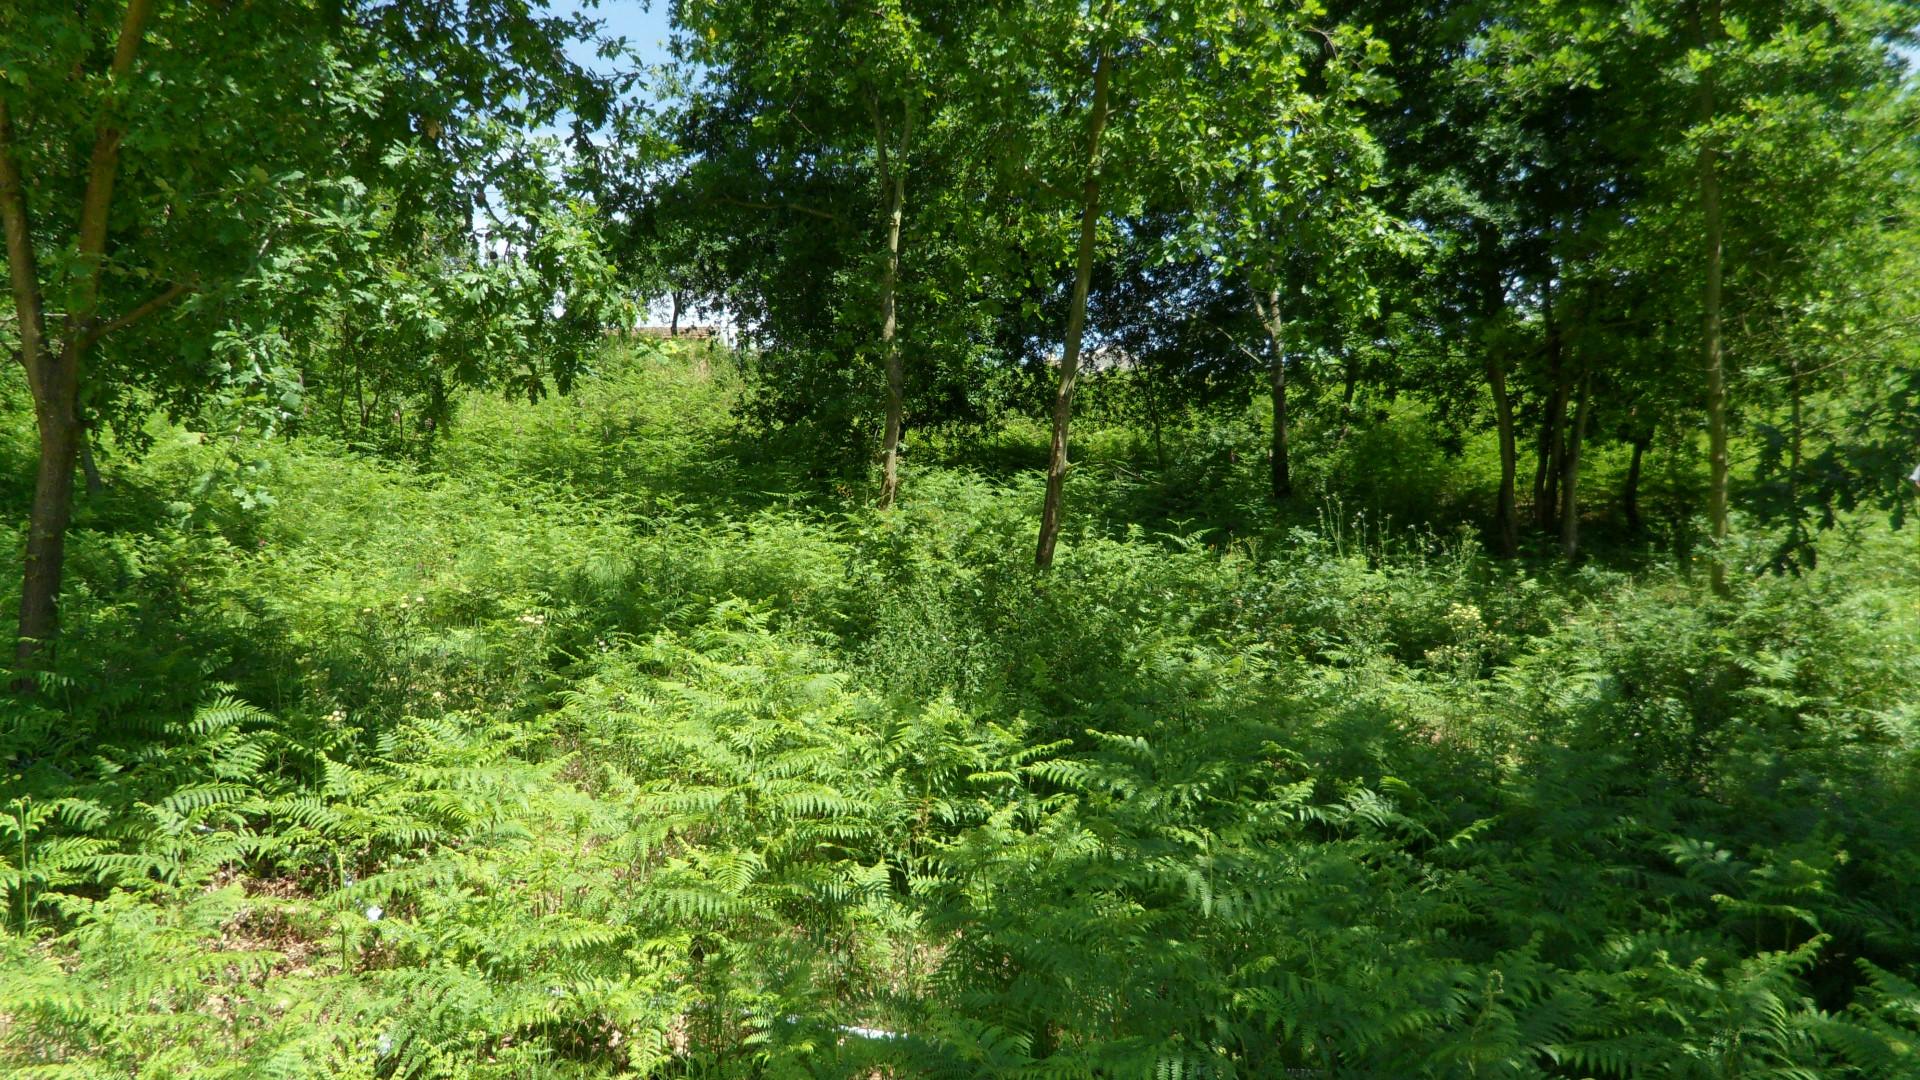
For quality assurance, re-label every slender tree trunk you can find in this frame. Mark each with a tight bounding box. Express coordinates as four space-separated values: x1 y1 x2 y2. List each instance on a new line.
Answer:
78 418 103 496
1534 297 1568 533
1531 418 1553 527
1476 232 1516 555
1560 371 1592 559
1034 35 1113 571
1250 278 1290 501
669 290 682 336
3 0 154 670
1698 0 1730 592
2 100 60 670
1534 384 1567 531
874 101 912 510
1485 352 1519 557
1146 358 1165 466
1624 431 1649 533
1338 355 1358 443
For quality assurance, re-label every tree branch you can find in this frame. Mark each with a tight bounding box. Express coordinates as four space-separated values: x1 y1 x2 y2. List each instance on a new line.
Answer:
70 0 157 335
80 280 193 349
1205 321 1264 366
0 100 50 397
713 194 841 223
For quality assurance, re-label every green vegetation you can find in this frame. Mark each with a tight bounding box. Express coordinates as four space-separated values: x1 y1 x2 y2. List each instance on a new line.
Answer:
5 0 1920 1075
4 349 1919 1076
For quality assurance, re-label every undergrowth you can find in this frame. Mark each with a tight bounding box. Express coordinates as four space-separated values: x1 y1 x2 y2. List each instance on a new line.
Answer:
2 347 1917 1077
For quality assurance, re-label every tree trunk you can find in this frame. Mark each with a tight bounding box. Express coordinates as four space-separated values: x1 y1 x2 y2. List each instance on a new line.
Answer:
1250 278 1290 501
2 99 58 671
1698 0 1730 592
875 101 912 510
669 290 682 336
2 0 155 671
1475 231 1516 555
1533 308 1567 532
1533 388 1566 531
20 397 80 663
1623 431 1649 533
78 418 103 495
1146 357 1166 466
1338 354 1358 443
1034 36 1112 571
1485 351 1519 557
1531 420 1551 528
1560 371 1592 559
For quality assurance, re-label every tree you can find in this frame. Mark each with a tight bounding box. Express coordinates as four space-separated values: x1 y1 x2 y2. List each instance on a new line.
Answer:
667 0 973 503
1182 11 1400 504
1014 0 1246 569
1521 0 1915 571
1 0 623 669
1671 0 1913 578
1344 0 1615 555
1031 0 1116 570
1 0 161 667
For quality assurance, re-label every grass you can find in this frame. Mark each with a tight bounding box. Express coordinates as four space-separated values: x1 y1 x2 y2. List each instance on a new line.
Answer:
1 344 1917 1078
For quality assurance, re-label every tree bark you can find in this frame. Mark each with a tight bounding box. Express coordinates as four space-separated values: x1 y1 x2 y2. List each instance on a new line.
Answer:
1034 32 1112 571
1338 353 1358 443
20 399 80 663
1533 301 1567 532
4 0 155 670
1531 419 1552 529
1698 0 1731 592
1 99 59 671
1533 388 1566 531
874 99 913 510
1476 230 1516 555
0 104 49 402
1250 278 1290 501
1560 371 1592 559
669 290 682 336
78 418 103 495
1485 351 1519 557
1623 430 1649 533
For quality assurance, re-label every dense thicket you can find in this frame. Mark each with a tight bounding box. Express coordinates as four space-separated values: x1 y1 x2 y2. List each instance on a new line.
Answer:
655 0 1918 568
1 0 630 665
5 0 1920 1076
4 351 1920 1076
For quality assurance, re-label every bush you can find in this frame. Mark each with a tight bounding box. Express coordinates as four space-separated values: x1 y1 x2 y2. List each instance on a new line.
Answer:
4 351 1917 1077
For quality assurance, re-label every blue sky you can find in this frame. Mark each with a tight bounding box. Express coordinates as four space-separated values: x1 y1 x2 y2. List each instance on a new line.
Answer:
557 1 675 78
554 4 1913 84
